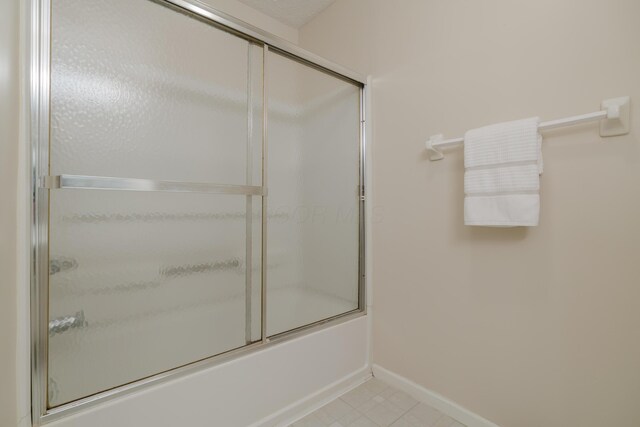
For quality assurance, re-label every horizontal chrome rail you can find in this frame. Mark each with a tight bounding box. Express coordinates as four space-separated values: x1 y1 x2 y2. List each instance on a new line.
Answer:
42 175 265 196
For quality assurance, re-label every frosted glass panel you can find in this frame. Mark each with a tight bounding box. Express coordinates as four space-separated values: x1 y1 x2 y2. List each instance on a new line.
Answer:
48 190 262 406
45 0 362 409
50 0 262 184
48 0 264 407
266 53 361 336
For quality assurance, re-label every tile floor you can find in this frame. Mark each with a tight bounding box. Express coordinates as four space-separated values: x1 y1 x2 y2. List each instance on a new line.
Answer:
289 378 466 427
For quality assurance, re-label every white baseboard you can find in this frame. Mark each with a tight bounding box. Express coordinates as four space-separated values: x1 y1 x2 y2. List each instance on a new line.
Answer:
253 366 373 427
372 365 501 427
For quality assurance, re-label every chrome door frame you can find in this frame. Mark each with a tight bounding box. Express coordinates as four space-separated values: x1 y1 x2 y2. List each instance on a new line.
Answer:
29 0 368 424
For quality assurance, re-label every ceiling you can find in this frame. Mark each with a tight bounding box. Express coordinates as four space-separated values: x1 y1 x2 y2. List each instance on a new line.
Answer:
236 0 338 28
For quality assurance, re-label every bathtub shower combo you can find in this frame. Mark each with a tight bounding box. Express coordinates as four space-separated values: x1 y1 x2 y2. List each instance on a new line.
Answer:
30 0 367 423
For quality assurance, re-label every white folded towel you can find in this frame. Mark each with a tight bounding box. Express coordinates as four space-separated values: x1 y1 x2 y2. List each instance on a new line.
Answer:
464 117 543 227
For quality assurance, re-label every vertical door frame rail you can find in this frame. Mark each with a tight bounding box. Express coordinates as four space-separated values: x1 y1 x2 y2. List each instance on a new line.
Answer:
29 0 368 424
244 41 254 345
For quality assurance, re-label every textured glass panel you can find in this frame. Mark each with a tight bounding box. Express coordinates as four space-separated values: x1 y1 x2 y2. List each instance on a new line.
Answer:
50 0 261 184
248 43 264 188
47 190 262 406
266 52 361 336
48 0 264 406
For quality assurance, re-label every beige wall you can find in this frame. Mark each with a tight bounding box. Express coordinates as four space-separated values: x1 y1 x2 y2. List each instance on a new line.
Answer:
0 0 20 425
300 1 640 426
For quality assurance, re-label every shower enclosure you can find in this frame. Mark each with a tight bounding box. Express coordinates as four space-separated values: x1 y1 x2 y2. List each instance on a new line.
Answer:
30 0 366 423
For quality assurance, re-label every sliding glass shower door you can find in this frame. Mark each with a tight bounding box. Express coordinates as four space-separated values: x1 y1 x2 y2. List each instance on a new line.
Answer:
266 52 361 336
48 0 264 406
37 0 364 415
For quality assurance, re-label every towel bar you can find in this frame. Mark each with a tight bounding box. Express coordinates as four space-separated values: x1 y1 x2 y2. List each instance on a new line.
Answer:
426 96 631 161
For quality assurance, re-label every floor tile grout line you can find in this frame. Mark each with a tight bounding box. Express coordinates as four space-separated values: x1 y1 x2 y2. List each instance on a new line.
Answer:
293 378 466 427
342 383 408 427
